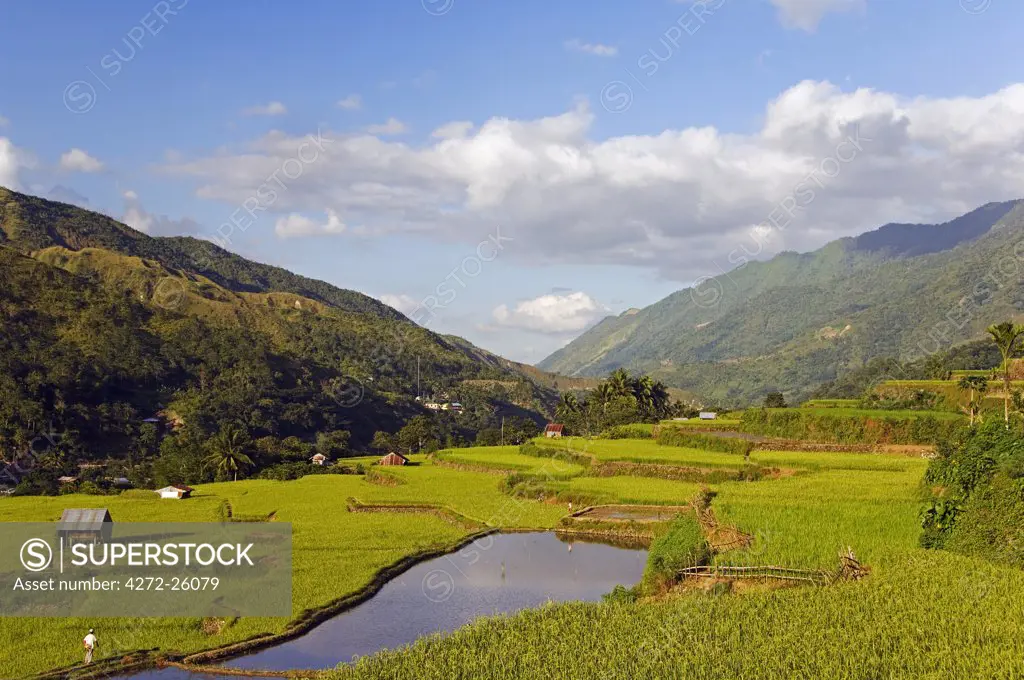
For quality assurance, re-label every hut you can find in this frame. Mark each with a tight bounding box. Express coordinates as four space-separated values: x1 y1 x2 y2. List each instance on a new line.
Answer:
57 508 113 544
544 423 565 438
378 452 409 466
155 484 193 499
311 453 328 466
699 411 718 420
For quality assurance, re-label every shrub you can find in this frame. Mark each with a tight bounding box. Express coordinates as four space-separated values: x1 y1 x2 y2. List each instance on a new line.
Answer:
740 408 961 445
656 429 753 457
642 513 712 594
602 424 655 439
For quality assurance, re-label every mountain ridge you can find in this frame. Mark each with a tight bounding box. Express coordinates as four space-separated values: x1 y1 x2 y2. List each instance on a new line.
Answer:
539 199 1024 405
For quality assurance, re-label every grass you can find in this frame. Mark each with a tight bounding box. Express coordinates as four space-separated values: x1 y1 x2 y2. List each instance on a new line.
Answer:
436 446 584 477
0 435 1013 678
536 437 751 470
0 460 565 677
332 550 1024 680
789 407 963 420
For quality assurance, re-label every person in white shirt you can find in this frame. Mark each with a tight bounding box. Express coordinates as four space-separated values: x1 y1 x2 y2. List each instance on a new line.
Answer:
83 629 97 664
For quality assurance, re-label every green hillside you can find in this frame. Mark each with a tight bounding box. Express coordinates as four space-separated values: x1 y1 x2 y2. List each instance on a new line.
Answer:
0 188 561 490
540 200 1024 405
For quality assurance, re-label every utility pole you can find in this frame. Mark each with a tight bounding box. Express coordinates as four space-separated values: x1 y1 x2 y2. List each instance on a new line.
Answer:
417 356 420 399
501 416 505 446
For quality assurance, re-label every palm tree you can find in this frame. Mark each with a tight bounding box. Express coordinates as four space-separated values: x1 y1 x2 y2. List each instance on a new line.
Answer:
986 322 1024 424
606 368 633 399
205 424 254 482
957 375 988 426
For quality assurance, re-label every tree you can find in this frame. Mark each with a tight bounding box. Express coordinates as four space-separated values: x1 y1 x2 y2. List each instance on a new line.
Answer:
474 428 502 446
957 376 988 426
986 322 1024 424
763 392 787 408
370 431 396 452
315 430 351 459
204 424 254 482
397 416 437 454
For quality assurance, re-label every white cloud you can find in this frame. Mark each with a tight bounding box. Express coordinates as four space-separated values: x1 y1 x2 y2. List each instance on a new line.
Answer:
336 94 362 110
274 209 346 238
564 39 618 57
121 192 201 236
242 101 288 116
0 138 23 189
431 121 474 140
59 148 104 173
769 0 864 31
378 293 419 315
366 118 408 135
160 80 1024 279
492 292 608 334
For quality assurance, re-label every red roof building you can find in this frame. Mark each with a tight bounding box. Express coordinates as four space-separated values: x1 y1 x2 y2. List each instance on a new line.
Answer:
378 452 410 466
544 423 565 438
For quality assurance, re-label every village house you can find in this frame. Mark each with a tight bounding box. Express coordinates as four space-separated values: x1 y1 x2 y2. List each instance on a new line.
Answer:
311 453 328 466
378 452 409 466
699 411 718 420
544 423 565 438
57 508 113 544
155 484 193 500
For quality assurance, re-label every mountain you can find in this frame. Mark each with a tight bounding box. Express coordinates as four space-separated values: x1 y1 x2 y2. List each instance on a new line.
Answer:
0 187 562 485
539 200 1024 405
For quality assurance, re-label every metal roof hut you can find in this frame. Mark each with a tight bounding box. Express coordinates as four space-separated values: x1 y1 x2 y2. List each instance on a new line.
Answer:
57 508 113 545
544 423 565 438
378 452 409 466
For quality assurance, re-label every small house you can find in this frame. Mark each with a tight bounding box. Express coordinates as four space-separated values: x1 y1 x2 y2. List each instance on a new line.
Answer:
57 476 78 485
378 452 409 466
544 423 565 438
57 508 113 544
449 402 464 413
699 411 717 420
155 484 193 500
424 402 442 411
311 453 328 466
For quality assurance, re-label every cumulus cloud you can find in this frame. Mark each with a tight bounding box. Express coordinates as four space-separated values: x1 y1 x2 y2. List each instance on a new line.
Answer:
121 190 201 236
366 118 408 135
0 138 22 189
565 39 618 57
242 101 287 116
158 80 1024 280
336 94 362 110
769 0 864 31
59 148 104 173
46 185 91 208
492 292 608 334
377 293 419 315
274 209 345 238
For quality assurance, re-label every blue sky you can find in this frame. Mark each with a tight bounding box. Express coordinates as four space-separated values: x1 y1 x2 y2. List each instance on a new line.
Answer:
2 0 1024 363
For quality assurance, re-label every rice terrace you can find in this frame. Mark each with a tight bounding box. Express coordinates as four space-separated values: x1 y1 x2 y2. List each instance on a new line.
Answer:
6 5 1024 676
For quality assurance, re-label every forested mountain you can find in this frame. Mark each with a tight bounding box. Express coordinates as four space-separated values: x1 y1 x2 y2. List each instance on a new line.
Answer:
0 188 561 490
539 200 1024 405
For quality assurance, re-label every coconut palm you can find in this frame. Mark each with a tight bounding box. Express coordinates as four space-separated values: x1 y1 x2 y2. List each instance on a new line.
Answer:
205 424 254 482
986 322 1024 424
957 375 988 426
